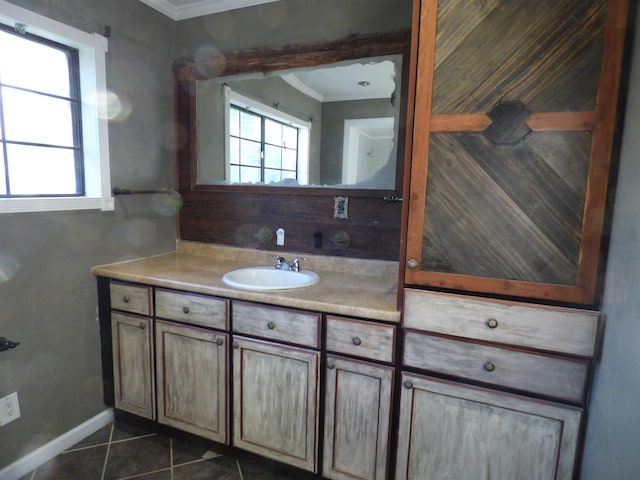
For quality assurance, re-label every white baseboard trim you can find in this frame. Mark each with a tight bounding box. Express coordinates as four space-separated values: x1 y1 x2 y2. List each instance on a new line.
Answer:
0 408 114 480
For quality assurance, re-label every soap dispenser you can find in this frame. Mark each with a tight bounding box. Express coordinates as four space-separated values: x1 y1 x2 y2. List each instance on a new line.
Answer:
276 228 285 246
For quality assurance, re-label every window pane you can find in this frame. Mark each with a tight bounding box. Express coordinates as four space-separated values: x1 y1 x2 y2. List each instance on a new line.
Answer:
283 125 298 149
264 168 282 184
3 87 75 146
0 151 6 195
264 145 282 169
239 111 261 141
229 137 240 165
230 165 240 183
283 148 297 171
265 119 282 146
240 139 261 167
6 144 77 195
0 31 71 97
240 166 261 183
229 107 240 137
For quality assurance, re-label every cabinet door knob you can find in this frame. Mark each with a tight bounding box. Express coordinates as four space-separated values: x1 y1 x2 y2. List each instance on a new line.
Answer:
123 296 130 303
216 338 224 346
232 341 239 349
486 318 499 329
403 380 414 389
406 259 419 269
182 306 190 314
352 336 362 346
327 361 335 370
138 322 146 330
484 361 496 372
267 321 275 330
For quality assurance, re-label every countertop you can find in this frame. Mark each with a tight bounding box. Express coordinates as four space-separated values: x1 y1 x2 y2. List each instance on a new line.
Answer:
93 241 401 322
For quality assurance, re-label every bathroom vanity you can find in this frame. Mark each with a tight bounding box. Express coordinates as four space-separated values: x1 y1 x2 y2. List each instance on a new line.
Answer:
95 241 600 480
95 241 400 480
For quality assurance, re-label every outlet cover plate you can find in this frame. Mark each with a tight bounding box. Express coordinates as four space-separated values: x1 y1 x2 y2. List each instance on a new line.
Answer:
0 392 21 426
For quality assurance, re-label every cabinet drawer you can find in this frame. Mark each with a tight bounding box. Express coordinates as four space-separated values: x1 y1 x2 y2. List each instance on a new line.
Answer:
155 289 229 330
110 282 151 316
326 316 396 363
403 331 590 404
232 301 320 348
404 289 599 357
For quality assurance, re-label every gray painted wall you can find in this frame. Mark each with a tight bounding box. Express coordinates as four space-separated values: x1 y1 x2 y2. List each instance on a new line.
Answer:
0 0 177 468
580 5 640 479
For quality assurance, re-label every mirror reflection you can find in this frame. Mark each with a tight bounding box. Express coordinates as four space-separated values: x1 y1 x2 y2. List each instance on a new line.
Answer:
196 54 402 190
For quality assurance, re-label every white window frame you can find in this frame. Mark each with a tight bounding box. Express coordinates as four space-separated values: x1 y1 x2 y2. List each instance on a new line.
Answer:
224 86 310 184
0 1 112 213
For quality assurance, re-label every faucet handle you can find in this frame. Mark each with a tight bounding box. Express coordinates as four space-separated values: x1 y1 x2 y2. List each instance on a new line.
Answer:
292 257 307 272
270 255 288 269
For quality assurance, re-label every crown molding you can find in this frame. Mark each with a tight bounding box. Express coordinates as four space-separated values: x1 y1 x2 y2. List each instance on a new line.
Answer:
138 0 279 21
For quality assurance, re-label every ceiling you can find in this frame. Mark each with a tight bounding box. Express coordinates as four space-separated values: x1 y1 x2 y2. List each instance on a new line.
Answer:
137 0 279 20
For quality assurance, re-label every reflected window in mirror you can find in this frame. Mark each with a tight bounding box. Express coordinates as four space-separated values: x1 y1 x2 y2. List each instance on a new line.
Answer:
225 88 311 185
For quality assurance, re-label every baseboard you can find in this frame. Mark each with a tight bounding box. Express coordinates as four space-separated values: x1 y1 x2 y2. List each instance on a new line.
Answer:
0 408 114 480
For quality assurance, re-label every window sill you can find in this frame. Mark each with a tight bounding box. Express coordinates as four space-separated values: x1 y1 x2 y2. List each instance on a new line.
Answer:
0 196 115 213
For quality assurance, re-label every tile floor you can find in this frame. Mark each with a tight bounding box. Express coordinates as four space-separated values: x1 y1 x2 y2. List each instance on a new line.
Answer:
17 421 313 480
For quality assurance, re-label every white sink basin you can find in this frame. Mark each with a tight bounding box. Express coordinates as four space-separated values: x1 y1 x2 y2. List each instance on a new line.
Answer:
222 267 319 291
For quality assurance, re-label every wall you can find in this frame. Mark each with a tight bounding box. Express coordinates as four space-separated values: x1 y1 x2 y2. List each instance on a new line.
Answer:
0 0 176 469
175 0 412 261
581 3 640 478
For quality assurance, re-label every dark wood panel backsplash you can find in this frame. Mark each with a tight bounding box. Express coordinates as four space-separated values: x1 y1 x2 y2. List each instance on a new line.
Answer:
177 191 402 261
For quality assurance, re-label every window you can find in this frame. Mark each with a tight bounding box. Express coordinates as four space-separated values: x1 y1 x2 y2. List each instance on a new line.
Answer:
225 87 310 185
0 1 111 213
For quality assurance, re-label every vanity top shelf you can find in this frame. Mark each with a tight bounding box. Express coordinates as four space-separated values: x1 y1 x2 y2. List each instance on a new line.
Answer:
93 241 400 323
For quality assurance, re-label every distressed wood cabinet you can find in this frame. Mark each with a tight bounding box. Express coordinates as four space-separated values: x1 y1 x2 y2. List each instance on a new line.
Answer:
395 373 583 480
232 336 320 472
323 355 394 480
231 301 321 472
323 315 396 480
111 312 155 420
110 282 155 420
403 0 629 304
399 288 600 479
155 320 228 443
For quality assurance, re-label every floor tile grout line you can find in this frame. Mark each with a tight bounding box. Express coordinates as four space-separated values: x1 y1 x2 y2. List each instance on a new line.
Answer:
109 432 158 445
63 441 111 454
100 422 115 480
237 459 244 480
170 438 174 480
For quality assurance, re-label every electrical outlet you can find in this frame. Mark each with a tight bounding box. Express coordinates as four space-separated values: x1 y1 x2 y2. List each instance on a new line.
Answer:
0 392 21 426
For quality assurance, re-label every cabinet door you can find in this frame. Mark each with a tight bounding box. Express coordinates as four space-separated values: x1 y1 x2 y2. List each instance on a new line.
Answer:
155 320 228 444
323 355 394 480
404 0 629 304
232 336 319 472
111 312 155 419
395 373 582 480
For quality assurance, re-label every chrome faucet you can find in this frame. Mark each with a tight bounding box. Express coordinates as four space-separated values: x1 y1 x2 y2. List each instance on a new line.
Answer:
271 255 306 271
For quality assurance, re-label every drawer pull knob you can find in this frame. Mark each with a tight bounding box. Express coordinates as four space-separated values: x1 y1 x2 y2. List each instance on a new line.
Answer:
216 338 224 346
232 341 239 349
406 259 419 269
486 318 499 329
352 336 362 346
123 296 130 304
403 381 414 389
138 322 146 330
182 306 190 314
484 361 496 372
327 361 335 370
267 321 275 330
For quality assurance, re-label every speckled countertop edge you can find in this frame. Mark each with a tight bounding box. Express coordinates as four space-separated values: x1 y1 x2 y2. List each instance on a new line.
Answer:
93 241 401 322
